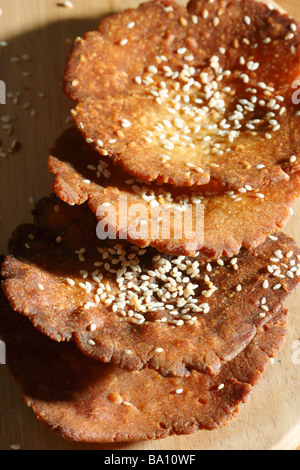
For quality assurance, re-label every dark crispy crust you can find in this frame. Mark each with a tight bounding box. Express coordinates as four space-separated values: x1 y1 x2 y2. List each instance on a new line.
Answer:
0 288 288 442
1 196 299 376
63 0 300 188
48 127 300 258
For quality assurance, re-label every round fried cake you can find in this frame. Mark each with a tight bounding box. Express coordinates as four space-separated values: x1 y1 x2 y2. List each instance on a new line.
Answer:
0 288 288 443
49 127 300 258
63 0 300 188
1 196 299 377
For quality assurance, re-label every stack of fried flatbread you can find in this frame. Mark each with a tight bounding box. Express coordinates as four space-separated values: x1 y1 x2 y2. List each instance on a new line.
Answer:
1 0 300 444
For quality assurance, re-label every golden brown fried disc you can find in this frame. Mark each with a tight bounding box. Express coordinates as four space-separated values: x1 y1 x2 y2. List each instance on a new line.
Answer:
48 127 300 258
0 288 288 442
1 196 300 377
64 0 300 188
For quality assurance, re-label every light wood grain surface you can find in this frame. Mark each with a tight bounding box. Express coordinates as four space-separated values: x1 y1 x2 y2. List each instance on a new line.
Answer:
0 0 300 451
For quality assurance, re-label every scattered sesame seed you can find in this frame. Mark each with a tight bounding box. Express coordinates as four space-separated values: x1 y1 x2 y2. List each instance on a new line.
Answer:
10 444 21 450
285 33 294 41
180 17 188 27
121 118 131 128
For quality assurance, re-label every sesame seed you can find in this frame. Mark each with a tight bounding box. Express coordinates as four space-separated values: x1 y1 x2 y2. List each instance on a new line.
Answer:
290 155 297 163
285 33 294 41
121 119 131 128
10 444 21 450
119 39 128 46
58 1 73 7
37 283 44 291
127 21 135 29
244 16 251 25
180 17 188 27
263 280 269 289
175 388 183 394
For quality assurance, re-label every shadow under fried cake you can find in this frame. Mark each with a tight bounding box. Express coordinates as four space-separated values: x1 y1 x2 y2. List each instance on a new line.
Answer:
0 273 289 443
1 195 300 377
63 0 300 188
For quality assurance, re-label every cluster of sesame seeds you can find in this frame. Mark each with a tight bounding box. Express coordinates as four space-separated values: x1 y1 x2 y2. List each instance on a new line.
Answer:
26 214 300 341
124 175 267 213
123 25 293 172
77 245 214 328
86 159 111 179
257 242 300 311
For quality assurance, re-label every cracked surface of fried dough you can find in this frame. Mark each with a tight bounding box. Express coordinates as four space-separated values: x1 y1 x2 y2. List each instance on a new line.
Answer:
0 287 288 442
1 196 299 377
64 0 300 188
49 127 300 258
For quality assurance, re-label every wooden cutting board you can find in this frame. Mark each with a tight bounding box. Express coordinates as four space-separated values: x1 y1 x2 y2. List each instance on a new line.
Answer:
0 0 300 451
